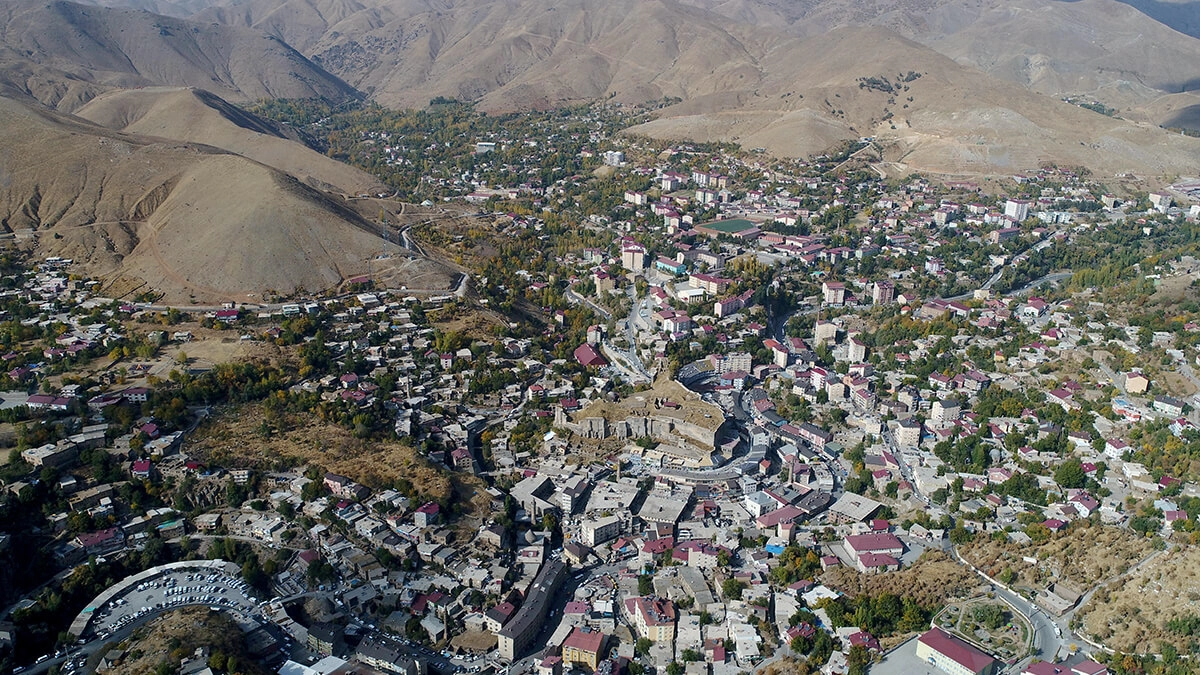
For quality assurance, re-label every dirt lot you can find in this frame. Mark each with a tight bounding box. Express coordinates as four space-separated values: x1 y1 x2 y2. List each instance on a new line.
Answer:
101 606 270 675
820 550 985 621
959 523 1155 593
184 404 492 524
1078 546 1200 655
188 404 447 493
450 630 497 653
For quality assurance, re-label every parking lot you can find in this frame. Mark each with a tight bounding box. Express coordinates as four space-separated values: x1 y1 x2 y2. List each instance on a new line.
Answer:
870 636 940 675
88 568 261 640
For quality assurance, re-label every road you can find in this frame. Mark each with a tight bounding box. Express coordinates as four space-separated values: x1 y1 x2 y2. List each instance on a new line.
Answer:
879 425 929 504
563 288 612 322
1004 271 1072 297
950 546 1073 664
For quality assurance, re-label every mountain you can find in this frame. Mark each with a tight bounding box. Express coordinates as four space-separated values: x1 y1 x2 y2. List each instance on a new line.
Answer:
0 91 448 303
680 0 1200 128
15 0 1200 176
629 26 1200 177
0 0 355 112
74 86 386 195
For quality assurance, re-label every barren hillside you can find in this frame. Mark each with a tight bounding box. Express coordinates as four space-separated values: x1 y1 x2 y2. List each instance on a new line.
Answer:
0 0 354 111
13 0 1200 176
116 0 1200 176
75 86 386 195
0 93 452 303
630 26 1200 177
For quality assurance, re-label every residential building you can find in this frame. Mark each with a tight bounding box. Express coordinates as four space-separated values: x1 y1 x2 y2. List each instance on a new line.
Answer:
843 533 904 573
356 637 424 675
561 627 606 670
581 515 623 547
1124 371 1149 394
895 419 922 447
622 244 646 271
822 281 846 305
624 597 677 642
498 560 568 661
1004 199 1030 222
307 623 344 657
872 280 894 305
930 399 961 427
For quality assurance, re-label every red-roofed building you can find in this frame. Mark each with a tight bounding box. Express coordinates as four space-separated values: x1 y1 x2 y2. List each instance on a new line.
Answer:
849 630 880 651
415 501 441 528
131 459 153 479
73 527 125 556
574 343 608 367
561 627 606 670
624 597 677 642
1070 661 1109 675
915 627 998 675
844 533 904 572
485 601 516 632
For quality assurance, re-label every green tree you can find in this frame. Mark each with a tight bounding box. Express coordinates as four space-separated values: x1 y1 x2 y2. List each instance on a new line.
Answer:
638 575 654 596
1054 458 1087 489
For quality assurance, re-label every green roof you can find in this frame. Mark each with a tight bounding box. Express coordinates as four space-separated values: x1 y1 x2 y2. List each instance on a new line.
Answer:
698 219 756 233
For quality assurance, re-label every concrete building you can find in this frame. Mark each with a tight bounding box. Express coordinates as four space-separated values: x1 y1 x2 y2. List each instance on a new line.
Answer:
872 280 894 305
822 281 846 305
930 399 961 428
498 560 568 662
581 515 623 547
356 637 425 675
624 597 677 642
894 419 922 447
915 627 998 675
844 533 904 573
1004 199 1030 222
622 244 647 271
561 627 607 670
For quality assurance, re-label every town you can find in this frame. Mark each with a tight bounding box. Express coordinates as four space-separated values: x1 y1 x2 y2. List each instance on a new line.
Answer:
1 101 1200 675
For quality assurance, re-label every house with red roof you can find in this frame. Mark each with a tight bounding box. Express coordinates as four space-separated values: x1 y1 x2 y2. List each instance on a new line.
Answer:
843 532 904 573
130 459 153 479
414 502 441 528
848 630 880 651
573 343 607 367
73 527 125 557
561 627 606 670
915 627 998 675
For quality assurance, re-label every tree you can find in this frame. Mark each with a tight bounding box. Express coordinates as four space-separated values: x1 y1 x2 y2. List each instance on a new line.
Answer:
847 645 870 675
666 662 684 675
722 578 747 600
949 526 973 545
638 575 654 596
972 604 1008 630
635 637 653 656
1054 458 1087 489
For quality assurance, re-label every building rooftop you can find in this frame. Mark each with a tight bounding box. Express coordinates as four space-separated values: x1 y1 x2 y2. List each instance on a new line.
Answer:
918 627 997 674
562 626 606 654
